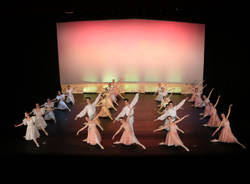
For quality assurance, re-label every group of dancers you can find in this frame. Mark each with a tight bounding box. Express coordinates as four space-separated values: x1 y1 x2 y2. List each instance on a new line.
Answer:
14 79 246 151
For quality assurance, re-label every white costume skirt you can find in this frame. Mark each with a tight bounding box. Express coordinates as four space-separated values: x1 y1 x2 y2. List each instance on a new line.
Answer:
44 111 56 120
24 125 40 140
57 101 70 110
35 116 47 130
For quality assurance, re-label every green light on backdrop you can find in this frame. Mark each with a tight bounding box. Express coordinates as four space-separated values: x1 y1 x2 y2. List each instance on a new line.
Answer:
83 86 97 93
82 72 98 82
144 71 160 82
102 70 118 82
123 69 140 82
166 73 182 83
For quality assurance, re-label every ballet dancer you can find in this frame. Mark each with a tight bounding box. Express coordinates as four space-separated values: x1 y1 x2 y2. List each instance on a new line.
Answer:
153 115 190 151
74 93 102 120
157 93 173 113
154 97 189 129
76 115 104 150
65 85 76 104
96 95 114 120
188 80 205 103
200 88 214 118
203 95 221 127
155 87 172 102
56 91 71 111
113 93 139 133
43 98 56 123
112 79 125 99
210 104 246 149
193 84 207 108
112 107 146 149
31 103 48 136
107 82 118 106
14 112 40 148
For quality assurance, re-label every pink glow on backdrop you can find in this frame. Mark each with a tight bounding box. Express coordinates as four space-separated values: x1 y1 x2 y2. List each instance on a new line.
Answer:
57 19 205 84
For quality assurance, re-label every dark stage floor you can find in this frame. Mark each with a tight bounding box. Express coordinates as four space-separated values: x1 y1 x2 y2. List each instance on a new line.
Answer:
4 93 249 160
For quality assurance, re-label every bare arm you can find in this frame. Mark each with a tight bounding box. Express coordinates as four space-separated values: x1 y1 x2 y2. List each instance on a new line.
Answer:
130 93 139 108
208 88 214 99
76 124 88 135
153 125 169 132
92 93 102 107
201 84 207 90
14 122 24 127
173 114 190 125
212 122 223 136
214 95 221 108
96 122 104 131
226 104 233 119
176 126 184 134
75 106 87 120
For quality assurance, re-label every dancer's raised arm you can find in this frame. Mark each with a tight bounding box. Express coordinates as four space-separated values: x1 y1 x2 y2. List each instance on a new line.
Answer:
214 95 221 108
130 93 139 108
200 84 207 90
92 93 102 107
226 104 233 119
173 114 190 124
174 97 189 111
208 88 214 99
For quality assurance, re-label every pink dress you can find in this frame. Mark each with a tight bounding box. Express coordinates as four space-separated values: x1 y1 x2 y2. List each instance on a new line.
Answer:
203 98 211 116
86 123 102 145
218 119 238 143
194 92 203 108
165 123 184 146
207 107 221 127
119 122 136 145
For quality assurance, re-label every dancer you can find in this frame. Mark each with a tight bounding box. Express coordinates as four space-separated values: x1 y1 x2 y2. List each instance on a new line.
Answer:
96 95 114 120
210 104 246 149
31 103 48 136
43 98 56 123
75 93 102 120
188 80 205 103
154 97 189 129
107 82 118 106
14 112 40 148
65 85 75 105
112 107 146 149
112 79 125 99
56 91 71 111
200 88 214 118
153 115 190 151
76 115 104 150
155 87 173 102
113 93 139 133
203 95 221 127
193 84 207 108
157 93 173 113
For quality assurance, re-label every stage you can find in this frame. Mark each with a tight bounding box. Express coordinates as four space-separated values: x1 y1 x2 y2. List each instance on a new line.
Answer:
6 93 248 158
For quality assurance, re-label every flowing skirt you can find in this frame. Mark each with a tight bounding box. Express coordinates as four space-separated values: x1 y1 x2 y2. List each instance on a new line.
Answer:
87 127 102 145
165 131 184 146
44 111 56 121
203 105 211 117
194 96 203 108
35 116 47 129
218 126 238 143
66 95 75 104
98 107 112 118
24 125 40 140
57 101 70 110
207 113 221 127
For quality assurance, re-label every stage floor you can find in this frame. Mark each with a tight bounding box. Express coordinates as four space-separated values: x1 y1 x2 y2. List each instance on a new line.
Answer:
5 93 249 158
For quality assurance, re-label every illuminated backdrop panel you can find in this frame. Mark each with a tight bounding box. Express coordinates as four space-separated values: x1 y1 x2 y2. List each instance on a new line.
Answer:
57 19 205 84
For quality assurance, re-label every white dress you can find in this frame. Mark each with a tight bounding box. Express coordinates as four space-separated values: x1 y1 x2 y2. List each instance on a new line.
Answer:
32 108 47 130
56 94 70 111
66 88 75 104
23 117 40 140
44 102 56 121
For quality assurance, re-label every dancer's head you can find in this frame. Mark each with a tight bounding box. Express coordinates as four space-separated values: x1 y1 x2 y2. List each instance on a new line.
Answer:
67 85 70 89
221 113 226 119
112 79 115 83
47 98 51 103
169 101 174 108
57 91 61 95
35 103 40 108
165 104 169 110
119 117 126 123
24 112 30 118
163 96 167 101
124 98 129 106
86 97 91 104
202 95 207 100
161 87 165 91
167 116 172 122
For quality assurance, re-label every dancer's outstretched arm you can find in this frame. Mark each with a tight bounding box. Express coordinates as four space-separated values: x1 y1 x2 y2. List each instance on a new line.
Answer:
76 124 88 135
214 95 221 108
174 114 190 124
176 126 184 134
201 84 207 90
174 97 189 111
208 88 214 99
112 126 123 140
226 104 233 119
130 93 139 108
14 122 24 127
75 106 87 120
153 124 169 132
92 93 102 107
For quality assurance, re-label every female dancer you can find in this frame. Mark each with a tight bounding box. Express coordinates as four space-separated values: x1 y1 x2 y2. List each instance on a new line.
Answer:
44 98 56 123
56 91 71 111
188 80 205 103
112 79 125 100
112 108 146 150
153 115 190 151
200 88 214 117
14 112 40 148
76 115 104 150
157 93 173 113
203 95 221 127
31 103 48 136
96 95 114 120
193 84 207 108
210 104 246 148
65 85 75 105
